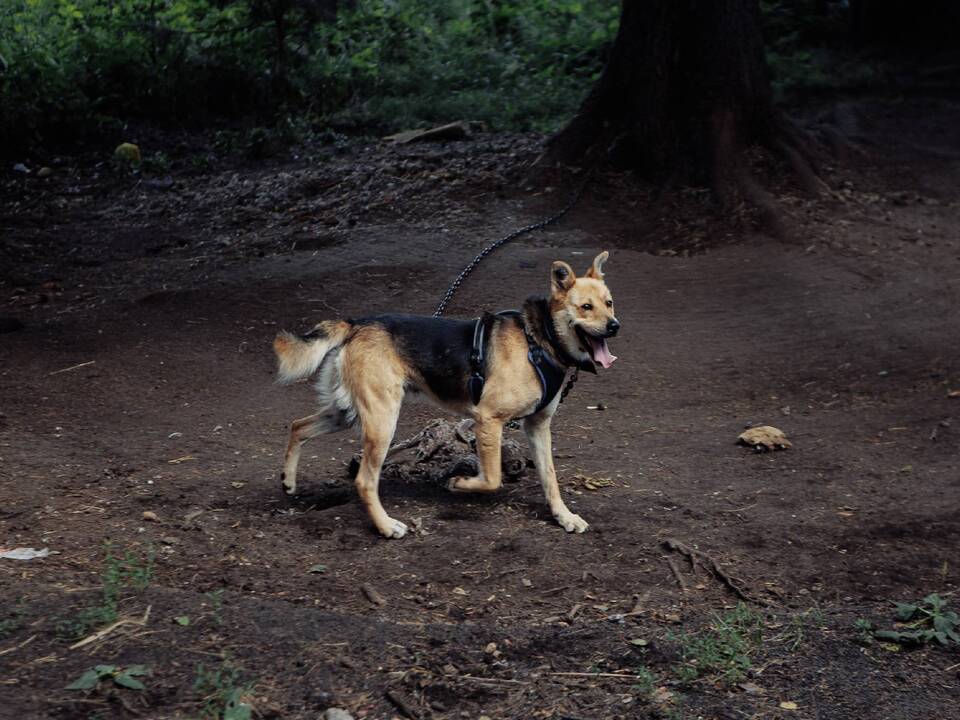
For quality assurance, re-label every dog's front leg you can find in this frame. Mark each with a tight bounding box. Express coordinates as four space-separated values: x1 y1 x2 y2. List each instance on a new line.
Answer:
524 414 589 533
448 417 504 492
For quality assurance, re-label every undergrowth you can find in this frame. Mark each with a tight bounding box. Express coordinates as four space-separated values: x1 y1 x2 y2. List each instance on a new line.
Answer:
54 543 154 641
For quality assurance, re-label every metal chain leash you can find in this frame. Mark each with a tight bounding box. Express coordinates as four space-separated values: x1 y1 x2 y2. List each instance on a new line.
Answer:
433 176 589 318
559 368 579 404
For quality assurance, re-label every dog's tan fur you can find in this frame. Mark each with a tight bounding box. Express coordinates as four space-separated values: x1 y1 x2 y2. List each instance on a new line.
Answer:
275 251 618 539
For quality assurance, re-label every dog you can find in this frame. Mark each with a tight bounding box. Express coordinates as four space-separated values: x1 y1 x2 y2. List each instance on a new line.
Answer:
273 251 619 539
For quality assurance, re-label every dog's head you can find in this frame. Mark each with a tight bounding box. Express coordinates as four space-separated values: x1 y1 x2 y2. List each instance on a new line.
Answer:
549 251 619 369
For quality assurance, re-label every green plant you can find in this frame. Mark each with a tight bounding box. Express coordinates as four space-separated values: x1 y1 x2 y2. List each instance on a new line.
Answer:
55 543 154 641
67 664 150 691
773 605 824 651
863 594 959 647
671 603 764 684
630 666 657 698
0 599 26 640
194 659 254 720
854 617 875 645
204 589 225 626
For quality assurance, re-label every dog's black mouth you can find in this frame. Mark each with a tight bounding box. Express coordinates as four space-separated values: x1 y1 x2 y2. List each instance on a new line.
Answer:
575 326 618 369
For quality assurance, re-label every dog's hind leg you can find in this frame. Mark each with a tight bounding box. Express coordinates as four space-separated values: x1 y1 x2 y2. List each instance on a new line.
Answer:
354 410 407 539
524 414 589 533
281 413 325 495
342 329 408 539
448 417 503 492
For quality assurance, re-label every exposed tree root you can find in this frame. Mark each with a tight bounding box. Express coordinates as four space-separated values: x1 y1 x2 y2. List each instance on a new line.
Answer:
662 538 769 605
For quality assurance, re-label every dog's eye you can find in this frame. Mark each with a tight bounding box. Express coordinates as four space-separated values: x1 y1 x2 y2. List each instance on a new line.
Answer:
606 300 613 307
581 303 593 311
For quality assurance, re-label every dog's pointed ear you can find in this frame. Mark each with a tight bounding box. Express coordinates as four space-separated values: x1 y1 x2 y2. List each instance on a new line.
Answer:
585 251 609 280
551 261 576 294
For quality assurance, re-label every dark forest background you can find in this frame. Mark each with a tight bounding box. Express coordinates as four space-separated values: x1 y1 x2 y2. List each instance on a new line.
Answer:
3 0 958 159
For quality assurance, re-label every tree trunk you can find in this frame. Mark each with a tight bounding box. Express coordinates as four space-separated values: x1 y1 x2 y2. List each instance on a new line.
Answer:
548 0 808 203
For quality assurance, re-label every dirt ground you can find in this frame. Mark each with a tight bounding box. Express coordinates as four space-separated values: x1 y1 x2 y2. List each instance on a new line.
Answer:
1 97 959 720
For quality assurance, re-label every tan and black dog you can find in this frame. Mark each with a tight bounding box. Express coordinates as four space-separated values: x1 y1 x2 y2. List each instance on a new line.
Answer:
273 251 619 539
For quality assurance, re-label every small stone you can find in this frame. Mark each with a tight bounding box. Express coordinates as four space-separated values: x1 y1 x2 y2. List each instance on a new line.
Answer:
142 511 160 522
37 167 53 178
321 709 354 720
114 143 141 164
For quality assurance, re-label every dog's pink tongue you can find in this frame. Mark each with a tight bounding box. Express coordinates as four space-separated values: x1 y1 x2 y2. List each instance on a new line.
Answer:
589 336 617 369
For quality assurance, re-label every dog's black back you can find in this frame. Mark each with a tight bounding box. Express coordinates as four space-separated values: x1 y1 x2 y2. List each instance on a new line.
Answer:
353 314 475 402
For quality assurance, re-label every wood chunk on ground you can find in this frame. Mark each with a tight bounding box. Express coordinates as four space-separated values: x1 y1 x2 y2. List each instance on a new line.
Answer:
383 121 477 144
348 418 529 482
737 425 792 451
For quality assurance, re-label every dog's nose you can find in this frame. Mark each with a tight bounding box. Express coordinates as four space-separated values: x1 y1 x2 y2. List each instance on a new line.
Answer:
607 318 620 336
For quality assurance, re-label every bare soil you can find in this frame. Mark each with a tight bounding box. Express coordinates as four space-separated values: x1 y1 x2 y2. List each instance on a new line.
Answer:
1 98 959 720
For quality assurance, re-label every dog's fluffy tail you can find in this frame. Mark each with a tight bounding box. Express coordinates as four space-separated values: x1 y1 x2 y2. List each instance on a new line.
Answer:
273 320 351 384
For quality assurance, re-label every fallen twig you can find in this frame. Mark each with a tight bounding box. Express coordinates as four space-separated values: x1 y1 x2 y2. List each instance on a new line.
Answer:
663 538 766 605
0 634 36 657
457 674 527 685
50 360 96 376
70 605 151 650
549 671 648 680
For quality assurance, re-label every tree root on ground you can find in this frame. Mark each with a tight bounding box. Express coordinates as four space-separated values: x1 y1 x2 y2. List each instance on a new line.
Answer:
347 418 529 484
663 538 769 605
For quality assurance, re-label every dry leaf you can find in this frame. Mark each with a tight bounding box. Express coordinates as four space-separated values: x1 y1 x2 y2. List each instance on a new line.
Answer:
575 473 615 490
779 701 799 710
651 686 675 706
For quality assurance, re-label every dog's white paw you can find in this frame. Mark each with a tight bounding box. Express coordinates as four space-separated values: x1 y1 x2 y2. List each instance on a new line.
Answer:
281 471 297 495
380 518 408 539
447 475 499 493
447 476 471 492
556 512 589 534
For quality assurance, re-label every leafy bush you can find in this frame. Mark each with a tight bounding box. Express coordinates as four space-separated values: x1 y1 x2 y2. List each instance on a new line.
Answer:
1 0 618 154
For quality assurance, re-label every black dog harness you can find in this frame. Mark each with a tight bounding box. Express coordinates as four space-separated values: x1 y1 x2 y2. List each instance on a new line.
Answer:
468 307 595 415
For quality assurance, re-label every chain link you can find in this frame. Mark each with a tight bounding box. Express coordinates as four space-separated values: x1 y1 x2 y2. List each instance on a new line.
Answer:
433 178 588 318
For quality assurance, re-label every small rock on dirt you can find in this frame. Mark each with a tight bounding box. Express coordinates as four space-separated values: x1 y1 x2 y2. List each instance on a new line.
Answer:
114 143 141 164
361 583 386 606
737 425 792 451
321 710 354 720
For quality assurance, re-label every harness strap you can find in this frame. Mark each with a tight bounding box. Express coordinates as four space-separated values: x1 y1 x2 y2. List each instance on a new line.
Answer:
469 310 571 415
467 315 488 405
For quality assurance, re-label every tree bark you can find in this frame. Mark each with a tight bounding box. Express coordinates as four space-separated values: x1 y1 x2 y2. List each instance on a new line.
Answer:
548 0 798 198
